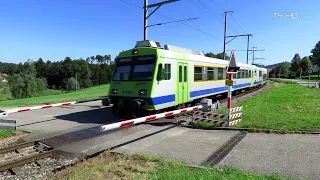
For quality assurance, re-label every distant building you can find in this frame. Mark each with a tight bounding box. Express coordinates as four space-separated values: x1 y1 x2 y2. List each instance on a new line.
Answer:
0 73 8 83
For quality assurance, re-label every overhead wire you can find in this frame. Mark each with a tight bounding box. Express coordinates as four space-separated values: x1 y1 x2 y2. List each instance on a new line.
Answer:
118 0 241 46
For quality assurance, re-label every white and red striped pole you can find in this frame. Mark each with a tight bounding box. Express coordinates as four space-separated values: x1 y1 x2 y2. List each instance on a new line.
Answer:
0 97 110 117
101 105 202 132
227 73 233 127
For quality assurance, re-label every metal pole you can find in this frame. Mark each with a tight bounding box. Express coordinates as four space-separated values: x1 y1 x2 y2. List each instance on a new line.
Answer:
144 0 148 40
76 72 78 91
246 36 250 64
227 73 233 126
223 11 232 60
279 67 281 78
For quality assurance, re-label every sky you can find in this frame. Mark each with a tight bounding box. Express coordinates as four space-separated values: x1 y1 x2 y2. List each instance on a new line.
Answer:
0 0 319 65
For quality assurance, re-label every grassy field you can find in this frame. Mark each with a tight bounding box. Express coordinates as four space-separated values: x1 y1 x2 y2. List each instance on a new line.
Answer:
52 152 287 180
197 82 320 132
0 84 109 108
0 129 15 138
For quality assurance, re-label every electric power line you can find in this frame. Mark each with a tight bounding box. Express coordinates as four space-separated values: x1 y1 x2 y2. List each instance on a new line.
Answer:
119 0 237 44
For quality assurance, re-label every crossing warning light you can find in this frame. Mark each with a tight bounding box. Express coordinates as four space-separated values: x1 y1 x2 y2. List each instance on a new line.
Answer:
226 50 240 74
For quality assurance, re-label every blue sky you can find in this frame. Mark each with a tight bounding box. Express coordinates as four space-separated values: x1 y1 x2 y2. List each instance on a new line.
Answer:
0 0 319 65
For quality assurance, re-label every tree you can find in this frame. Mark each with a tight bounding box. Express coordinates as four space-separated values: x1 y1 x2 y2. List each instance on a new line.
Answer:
204 52 230 60
279 62 291 77
311 41 320 78
300 56 312 75
95 55 104 64
290 53 301 77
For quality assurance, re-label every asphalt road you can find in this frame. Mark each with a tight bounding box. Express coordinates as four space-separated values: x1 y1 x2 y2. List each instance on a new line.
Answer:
1 100 319 179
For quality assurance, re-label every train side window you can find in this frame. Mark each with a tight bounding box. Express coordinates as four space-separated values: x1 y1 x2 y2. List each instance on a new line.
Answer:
249 70 251 78
255 70 257 76
194 66 203 81
259 71 262 77
246 70 249 78
184 66 187 82
218 68 224 80
179 66 182 82
164 64 171 80
207 67 214 80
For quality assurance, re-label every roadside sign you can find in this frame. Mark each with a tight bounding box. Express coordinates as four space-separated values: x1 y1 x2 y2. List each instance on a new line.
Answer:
307 69 313 74
225 80 234 86
226 50 240 74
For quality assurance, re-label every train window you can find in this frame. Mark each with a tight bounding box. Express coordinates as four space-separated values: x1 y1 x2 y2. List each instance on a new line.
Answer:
259 71 262 77
255 70 257 76
179 66 182 82
207 67 214 80
184 66 187 82
263 74 267 80
249 70 251 78
164 64 171 80
218 68 224 80
194 66 203 81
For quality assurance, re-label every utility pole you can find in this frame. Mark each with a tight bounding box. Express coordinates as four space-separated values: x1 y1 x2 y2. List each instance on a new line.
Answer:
144 0 180 40
226 34 252 63
223 11 233 60
279 66 281 78
248 47 265 64
75 72 78 91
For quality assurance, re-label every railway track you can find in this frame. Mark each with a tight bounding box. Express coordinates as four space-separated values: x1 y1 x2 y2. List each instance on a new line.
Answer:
0 82 268 177
0 141 55 173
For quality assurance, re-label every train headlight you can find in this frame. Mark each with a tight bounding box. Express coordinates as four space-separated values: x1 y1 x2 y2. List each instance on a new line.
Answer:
139 89 147 95
111 89 117 94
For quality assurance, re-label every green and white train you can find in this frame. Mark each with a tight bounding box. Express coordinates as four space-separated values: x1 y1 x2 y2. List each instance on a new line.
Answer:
107 40 267 117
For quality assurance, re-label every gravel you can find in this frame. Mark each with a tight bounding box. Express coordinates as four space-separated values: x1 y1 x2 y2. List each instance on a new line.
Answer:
0 156 80 180
0 83 271 180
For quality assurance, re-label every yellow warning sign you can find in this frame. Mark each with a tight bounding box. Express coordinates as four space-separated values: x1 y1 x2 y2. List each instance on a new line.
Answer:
225 80 234 86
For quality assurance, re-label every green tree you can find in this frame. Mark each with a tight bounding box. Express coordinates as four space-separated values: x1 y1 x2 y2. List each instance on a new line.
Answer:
300 56 312 75
278 62 291 77
290 53 301 77
311 41 320 78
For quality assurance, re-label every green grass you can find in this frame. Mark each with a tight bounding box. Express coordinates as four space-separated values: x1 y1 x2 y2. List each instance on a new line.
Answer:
53 152 288 180
0 84 109 108
39 89 64 96
200 82 320 132
0 129 15 138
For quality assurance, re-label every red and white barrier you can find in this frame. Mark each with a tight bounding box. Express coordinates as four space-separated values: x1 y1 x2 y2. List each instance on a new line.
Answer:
0 97 109 117
193 106 243 127
101 105 202 132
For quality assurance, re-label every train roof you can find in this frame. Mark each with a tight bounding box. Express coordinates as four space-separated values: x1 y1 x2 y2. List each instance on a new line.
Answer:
135 40 266 70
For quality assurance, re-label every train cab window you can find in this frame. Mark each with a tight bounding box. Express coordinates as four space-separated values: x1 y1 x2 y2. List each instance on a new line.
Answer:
184 66 187 82
194 66 203 81
255 70 257 76
217 68 224 80
164 64 171 80
207 67 214 80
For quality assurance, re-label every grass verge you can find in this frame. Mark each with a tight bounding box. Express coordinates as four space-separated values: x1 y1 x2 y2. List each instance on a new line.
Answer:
197 82 320 132
0 129 15 138
52 152 288 180
0 84 109 108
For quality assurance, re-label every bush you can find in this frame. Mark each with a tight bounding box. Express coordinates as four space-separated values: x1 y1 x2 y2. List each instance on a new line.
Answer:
268 78 298 84
62 77 80 92
8 73 48 99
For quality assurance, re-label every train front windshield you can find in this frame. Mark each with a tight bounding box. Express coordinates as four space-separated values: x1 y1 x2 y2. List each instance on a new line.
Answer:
113 55 156 81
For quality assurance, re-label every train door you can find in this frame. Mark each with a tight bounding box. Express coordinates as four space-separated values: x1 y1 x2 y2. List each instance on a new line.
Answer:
176 63 189 105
